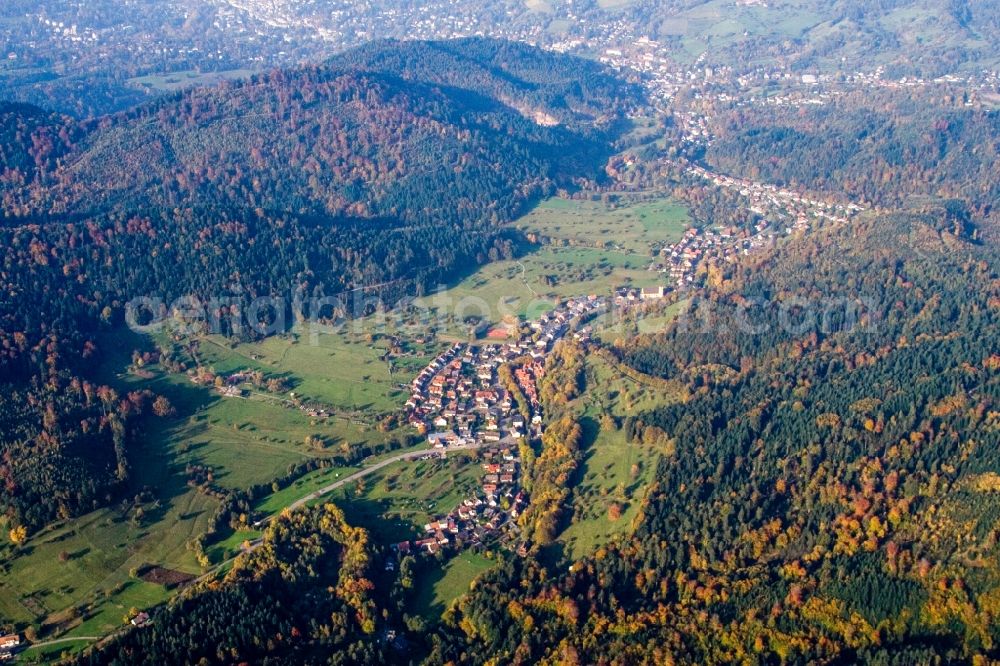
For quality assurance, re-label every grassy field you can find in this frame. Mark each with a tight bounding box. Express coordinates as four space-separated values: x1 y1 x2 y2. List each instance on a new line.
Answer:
127 68 256 92
195 328 423 416
325 453 484 543
653 0 827 63
560 425 661 560
412 551 497 621
0 324 411 647
115 348 397 489
516 195 690 255
366 194 692 338
556 347 686 559
524 0 554 13
402 245 666 338
252 464 359 515
0 444 216 636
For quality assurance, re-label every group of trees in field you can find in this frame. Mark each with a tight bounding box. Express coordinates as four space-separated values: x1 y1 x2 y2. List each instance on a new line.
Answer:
77 504 389 665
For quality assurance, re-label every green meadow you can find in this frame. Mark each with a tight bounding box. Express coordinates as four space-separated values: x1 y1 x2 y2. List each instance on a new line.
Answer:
555 344 686 559
412 551 497 621
0 323 413 648
516 195 690 255
324 453 484 543
127 68 256 93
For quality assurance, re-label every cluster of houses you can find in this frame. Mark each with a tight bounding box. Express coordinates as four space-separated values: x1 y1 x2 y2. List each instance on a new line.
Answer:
527 296 605 347
633 164 869 290
398 446 528 556
407 342 530 449
393 296 607 557
655 226 766 288
0 634 19 661
514 362 544 408
406 296 607 451
614 286 668 304
684 163 865 227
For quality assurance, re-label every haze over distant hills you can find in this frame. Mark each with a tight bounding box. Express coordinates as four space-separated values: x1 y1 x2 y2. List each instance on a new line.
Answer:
1 0 997 116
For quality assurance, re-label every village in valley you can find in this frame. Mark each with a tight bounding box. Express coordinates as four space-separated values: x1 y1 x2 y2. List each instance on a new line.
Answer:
394 296 607 558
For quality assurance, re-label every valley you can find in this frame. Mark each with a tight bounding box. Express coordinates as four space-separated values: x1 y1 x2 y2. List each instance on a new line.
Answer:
0 6 999 663
2 184 695 660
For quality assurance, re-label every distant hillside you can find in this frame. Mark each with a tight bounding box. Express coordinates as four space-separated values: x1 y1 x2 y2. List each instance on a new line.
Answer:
326 38 632 130
28 38 638 223
621 0 1000 74
703 91 1000 214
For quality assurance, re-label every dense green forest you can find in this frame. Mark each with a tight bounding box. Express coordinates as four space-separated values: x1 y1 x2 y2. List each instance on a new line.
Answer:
428 209 1000 663
0 38 637 535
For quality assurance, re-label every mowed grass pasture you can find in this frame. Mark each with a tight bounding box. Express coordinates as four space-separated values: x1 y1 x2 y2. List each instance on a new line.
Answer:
388 194 691 337
556 346 687 559
516 195 689 255
412 551 497 621
127 68 256 93
0 325 414 645
195 328 422 416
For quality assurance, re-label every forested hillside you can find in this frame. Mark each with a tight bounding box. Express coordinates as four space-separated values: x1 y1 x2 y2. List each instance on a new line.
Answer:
0 37 637 535
429 210 1000 663
704 91 1000 213
0 103 79 191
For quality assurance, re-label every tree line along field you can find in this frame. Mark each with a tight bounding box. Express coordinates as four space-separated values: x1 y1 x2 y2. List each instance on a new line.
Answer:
551 347 687 560
322 453 485 543
412 550 497 622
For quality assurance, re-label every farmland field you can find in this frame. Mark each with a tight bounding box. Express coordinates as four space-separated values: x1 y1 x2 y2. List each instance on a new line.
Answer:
193 329 424 417
127 68 256 92
404 247 669 337
559 425 661 559
554 348 685 558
